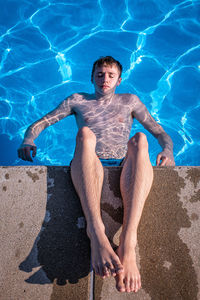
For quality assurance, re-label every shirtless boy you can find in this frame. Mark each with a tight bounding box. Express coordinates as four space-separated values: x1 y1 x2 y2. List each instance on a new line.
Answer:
18 56 175 293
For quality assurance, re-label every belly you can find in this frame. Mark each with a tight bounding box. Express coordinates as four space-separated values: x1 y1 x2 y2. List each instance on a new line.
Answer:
92 125 131 159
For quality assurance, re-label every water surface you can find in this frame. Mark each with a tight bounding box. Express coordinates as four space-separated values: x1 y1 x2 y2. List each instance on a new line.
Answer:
0 0 200 165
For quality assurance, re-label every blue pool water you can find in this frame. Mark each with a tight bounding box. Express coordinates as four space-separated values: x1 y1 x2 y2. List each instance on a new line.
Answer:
0 0 200 166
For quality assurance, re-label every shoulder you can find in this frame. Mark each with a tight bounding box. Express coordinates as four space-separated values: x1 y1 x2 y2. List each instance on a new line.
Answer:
65 93 92 102
116 93 141 106
62 93 84 107
65 93 82 100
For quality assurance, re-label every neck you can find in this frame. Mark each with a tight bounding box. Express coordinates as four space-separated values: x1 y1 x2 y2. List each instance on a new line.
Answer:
95 90 115 101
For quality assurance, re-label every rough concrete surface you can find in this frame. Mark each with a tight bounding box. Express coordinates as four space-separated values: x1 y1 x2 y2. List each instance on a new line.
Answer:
0 166 200 300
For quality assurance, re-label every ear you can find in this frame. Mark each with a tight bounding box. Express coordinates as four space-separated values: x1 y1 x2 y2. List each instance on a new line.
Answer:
117 77 122 86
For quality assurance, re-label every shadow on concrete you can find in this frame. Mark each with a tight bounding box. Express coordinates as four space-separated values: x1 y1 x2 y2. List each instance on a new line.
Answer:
138 168 199 300
19 166 91 285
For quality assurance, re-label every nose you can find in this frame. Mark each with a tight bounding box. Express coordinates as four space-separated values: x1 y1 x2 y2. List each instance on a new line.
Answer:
102 73 109 83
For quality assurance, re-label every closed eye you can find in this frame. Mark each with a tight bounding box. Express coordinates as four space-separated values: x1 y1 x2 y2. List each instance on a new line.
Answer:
97 73 115 78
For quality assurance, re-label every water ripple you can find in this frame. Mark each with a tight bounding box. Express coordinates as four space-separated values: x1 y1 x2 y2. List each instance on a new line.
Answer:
0 0 200 165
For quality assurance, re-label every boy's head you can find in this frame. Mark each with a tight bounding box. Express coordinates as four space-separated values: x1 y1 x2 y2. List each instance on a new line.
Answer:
91 56 122 83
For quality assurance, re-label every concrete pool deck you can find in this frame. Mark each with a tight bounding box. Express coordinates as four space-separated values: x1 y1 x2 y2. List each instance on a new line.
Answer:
0 166 200 300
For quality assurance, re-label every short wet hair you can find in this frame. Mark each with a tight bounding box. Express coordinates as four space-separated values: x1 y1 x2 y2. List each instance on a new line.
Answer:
91 56 122 82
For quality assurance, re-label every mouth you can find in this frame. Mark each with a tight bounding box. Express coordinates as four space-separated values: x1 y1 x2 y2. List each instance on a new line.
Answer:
101 85 110 89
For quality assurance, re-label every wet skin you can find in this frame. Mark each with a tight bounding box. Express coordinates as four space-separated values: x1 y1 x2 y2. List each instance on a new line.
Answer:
18 64 174 165
18 63 175 293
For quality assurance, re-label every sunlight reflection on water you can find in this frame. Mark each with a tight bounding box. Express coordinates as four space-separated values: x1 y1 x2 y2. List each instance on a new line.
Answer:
0 0 200 166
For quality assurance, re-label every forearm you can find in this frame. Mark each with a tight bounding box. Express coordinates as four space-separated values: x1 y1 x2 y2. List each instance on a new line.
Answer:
22 118 49 145
157 131 174 162
131 95 174 164
157 131 173 152
22 99 72 145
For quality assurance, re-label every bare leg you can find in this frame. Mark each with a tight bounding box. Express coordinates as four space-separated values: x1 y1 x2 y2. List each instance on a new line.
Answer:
115 132 154 293
70 127 123 278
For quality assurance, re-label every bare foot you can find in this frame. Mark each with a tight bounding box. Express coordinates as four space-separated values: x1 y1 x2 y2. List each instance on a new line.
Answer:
90 233 124 278
115 243 141 293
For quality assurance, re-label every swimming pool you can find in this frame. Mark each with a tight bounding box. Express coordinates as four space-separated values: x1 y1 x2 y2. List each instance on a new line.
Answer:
0 0 200 166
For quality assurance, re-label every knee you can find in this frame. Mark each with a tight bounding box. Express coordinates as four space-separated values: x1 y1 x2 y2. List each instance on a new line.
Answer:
76 126 96 145
128 132 148 152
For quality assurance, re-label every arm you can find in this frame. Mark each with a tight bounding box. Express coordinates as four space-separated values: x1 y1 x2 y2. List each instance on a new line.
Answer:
18 96 73 162
132 95 175 166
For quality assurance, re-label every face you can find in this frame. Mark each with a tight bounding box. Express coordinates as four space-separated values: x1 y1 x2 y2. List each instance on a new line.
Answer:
92 63 122 95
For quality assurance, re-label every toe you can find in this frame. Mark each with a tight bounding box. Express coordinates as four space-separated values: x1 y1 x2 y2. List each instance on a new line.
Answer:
105 261 116 277
95 264 105 277
94 269 100 276
125 277 131 293
130 278 135 292
98 264 105 277
94 264 100 276
110 267 117 277
113 260 123 275
115 273 126 292
130 275 141 292
135 279 139 292
136 275 141 292
103 266 110 277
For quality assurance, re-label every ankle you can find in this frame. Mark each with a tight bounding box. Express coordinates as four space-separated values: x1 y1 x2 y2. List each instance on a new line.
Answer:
86 222 106 240
119 231 137 248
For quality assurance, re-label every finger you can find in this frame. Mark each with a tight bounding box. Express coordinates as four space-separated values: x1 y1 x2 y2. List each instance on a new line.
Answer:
17 149 22 159
160 157 167 166
25 148 33 162
32 146 37 157
21 148 27 161
166 160 171 166
18 147 28 161
156 154 161 166
167 159 175 166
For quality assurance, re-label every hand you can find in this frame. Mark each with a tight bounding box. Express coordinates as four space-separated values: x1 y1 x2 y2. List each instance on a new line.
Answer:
17 143 37 162
156 150 175 166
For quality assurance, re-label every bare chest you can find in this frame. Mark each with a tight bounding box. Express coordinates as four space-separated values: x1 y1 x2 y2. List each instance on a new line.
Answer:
73 101 132 127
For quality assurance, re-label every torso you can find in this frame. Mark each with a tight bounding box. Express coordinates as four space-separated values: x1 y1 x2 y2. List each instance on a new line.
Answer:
70 93 135 159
